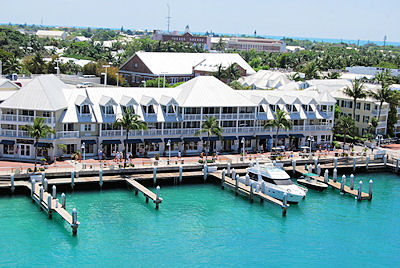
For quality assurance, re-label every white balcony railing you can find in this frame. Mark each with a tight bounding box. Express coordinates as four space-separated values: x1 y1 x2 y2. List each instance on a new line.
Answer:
0 114 53 124
372 109 389 116
0 129 17 137
183 114 201 120
101 130 122 137
56 131 79 138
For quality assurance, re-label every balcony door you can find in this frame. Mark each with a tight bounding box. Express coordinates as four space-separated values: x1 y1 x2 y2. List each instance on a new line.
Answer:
19 144 31 158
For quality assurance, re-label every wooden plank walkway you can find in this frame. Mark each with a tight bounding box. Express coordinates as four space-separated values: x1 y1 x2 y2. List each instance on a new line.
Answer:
211 170 289 216
24 181 79 234
125 178 162 209
294 166 371 200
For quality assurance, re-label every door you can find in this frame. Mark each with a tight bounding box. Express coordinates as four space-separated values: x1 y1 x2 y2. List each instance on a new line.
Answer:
20 144 31 158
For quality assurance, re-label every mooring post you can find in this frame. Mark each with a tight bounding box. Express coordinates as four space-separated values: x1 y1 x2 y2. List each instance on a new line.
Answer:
333 168 338 182
249 161 254 167
383 155 387 167
292 159 296 175
203 164 208 182
366 156 370 170
369 180 373 200
52 185 56 199
357 181 363 201
221 169 226 189
324 169 329 183
41 172 45 185
153 167 157 185
316 163 321 176
72 208 78 235
249 183 254 203
334 157 338 169
39 186 43 205
231 168 236 181
340 175 346 193
245 174 250 186
179 166 183 184
396 159 400 173
227 163 231 177
61 193 66 209
71 171 75 189
235 174 239 195
314 158 318 168
47 194 52 218
155 186 161 209
43 178 48 192
30 178 35 199
10 174 14 193
282 192 288 216
350 174 354 190
99 169 103 188
261 181 266 194
353 157 356 171
307 164 312 174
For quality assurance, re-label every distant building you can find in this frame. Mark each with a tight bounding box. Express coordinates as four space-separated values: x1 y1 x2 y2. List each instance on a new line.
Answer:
224 37 286 52
119 51 255 86
36 30 68 40
152 26 211 50
73 36 90 42
345 66 400 77
238 70 306 90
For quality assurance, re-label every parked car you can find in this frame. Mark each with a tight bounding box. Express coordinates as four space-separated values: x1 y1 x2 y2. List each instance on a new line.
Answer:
76 82 93 88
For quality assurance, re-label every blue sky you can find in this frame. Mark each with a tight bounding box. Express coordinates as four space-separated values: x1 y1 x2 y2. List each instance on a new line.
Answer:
2 0 399 42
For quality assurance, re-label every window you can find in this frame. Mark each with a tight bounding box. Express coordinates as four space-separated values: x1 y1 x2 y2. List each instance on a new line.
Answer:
65 144 76 155
84 143 94 154
183 121 200 128
286 104 292 112
259 105 265 113
142 142 159 152
122 106 135 114
165 141 179 151
3 144 14 155
238 120 254 127
104 105 114 114
21 110 34 116
144 105 155 114
43 111 51 117
63 123 74 131
134 63 138 69
355 115 360 122
185 107 201 114
203 107 219 114
81 105 90 114
356 102 361 109
239 107 254 113
222 121 236 127
167 105 176 114
83 124 92 131
363 115 370 123
222 107 237 114
364 103 371 110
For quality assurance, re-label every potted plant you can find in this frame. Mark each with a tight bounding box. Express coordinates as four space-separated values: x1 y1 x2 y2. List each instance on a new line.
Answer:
154 153 160 166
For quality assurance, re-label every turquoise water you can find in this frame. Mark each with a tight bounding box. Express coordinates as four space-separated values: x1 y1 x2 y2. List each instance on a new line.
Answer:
0 173 399 267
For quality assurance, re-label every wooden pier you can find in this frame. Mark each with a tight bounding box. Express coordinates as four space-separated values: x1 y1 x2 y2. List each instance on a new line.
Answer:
211 170 289 216
125 178 162 209
293 166 371 200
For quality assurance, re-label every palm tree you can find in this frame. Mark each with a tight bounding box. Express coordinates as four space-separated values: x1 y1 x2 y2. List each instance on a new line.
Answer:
343 79 367 119
213 64 226 80
368 83 392 132
367 117 379 138
265 110 293 149
334 115 356 153
224 63 242 84
114 109 147 168
215 38 226 52
195 116 223 161
325 72 340 79
22 118 55 172
303 62 320 80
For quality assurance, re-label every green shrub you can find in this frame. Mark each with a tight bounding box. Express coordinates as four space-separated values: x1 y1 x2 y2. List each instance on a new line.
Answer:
27 168 32 173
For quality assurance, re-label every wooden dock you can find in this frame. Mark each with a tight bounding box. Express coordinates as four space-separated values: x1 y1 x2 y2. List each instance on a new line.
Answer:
25 181 80 234
293 166 371 200
125 178 162 209
211 170 289 216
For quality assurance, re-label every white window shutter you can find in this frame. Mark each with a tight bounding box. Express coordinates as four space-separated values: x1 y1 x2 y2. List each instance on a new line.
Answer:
81 124 85 131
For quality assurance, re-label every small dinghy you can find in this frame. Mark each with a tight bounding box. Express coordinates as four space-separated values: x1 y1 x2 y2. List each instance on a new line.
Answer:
297 173 328 192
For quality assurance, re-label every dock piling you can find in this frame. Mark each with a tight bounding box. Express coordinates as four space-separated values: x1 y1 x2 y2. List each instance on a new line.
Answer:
52 185 56 199
72 208 78 235
155 186 161 209
30 179 35 199
47 194 52 218
71 171 75 189
292 160 296 175
282 192 288 216
43 178 48 192
235 174 239 195
369 180 373 200
366 156 370 170
396 159 399 173
227 163 231 177
340 175 346 193
153 167 157 185
179 166 183 184
334 157 338 169
231 168 236 181
99 169 103 187
245 174 250 186
350 174 354 190
203 164 208 182
357 181 363 201
383 155 387 167
10 174 14 193
39 186 43 205
249 183 254 203
61 193 66 209
221 169 226 189
333 168 337 182
353 158 356 171
324 169 329 183
316 164 321 176
314 158 318 168
307 164 312 174
41 172 45 185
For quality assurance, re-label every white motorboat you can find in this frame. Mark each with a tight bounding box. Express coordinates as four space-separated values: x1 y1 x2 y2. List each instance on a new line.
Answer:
242 163 307 204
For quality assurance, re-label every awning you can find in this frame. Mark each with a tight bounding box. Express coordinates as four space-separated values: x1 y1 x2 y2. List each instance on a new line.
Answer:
144 138 162 143
125 139 143 144
0 140 15 145
81 140 96 144
273 134 289 138
183 137 201 142
290 134 305 138
202 136 219 141
256 135 272 139
34 142 52 148
238 135 254 141
102 139 122 145
223 136 237 140
164 138 182 143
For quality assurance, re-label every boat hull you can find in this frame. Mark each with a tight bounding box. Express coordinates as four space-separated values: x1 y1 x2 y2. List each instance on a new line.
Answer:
297 179 328 192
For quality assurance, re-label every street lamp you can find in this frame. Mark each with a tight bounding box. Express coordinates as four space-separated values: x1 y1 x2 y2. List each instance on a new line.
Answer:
375 134 383 148
102 64 110 87
241 137 245 161
54 59 60 76
81 142 86 162
307 136 314 159
167 139 171 165
142 80 146 88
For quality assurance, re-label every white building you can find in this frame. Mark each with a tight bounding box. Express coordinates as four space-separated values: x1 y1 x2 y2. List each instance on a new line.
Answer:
0 75 335 160
238 70 306 90
36 30 68 40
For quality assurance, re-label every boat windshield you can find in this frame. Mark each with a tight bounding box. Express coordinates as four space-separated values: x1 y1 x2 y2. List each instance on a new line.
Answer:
273 179 293 185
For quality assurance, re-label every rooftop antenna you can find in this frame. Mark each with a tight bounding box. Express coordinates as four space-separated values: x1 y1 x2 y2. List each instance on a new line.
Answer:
40 17 43 26
383 35 387 47
166 4 172 32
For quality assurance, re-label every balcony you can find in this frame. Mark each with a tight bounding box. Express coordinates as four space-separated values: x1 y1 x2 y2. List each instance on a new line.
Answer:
101 130 122 137
377 121 387 129
371 109 388 116
0 129 17 137
0 114 53 124
183 114 201 120
56 131 79 138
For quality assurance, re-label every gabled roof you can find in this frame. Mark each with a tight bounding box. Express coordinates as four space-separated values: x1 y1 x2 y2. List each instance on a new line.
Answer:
0 79 20 90
74 95 92 106
140 95 158 106
176 76 256 107
99 95 117 106
159 95 178 106
0 75 68 111
120 95 138 107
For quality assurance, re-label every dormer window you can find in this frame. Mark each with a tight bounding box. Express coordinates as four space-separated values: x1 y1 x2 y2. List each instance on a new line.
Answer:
292 105 298 112
122 105 135 114
144 105 155 114
286 104 292 112
104 105 114 114
258 105 265 113
81 104 90 114
270 105 276 112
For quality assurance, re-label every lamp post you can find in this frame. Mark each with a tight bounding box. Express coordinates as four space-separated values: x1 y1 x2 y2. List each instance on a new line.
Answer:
307 136 314 159
167 139 171 165
54 59 60 76
375 134 383 148
81 143 86 162
142 80 146 88
102 64 110 87
241 137 245 161
116 72 119 87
